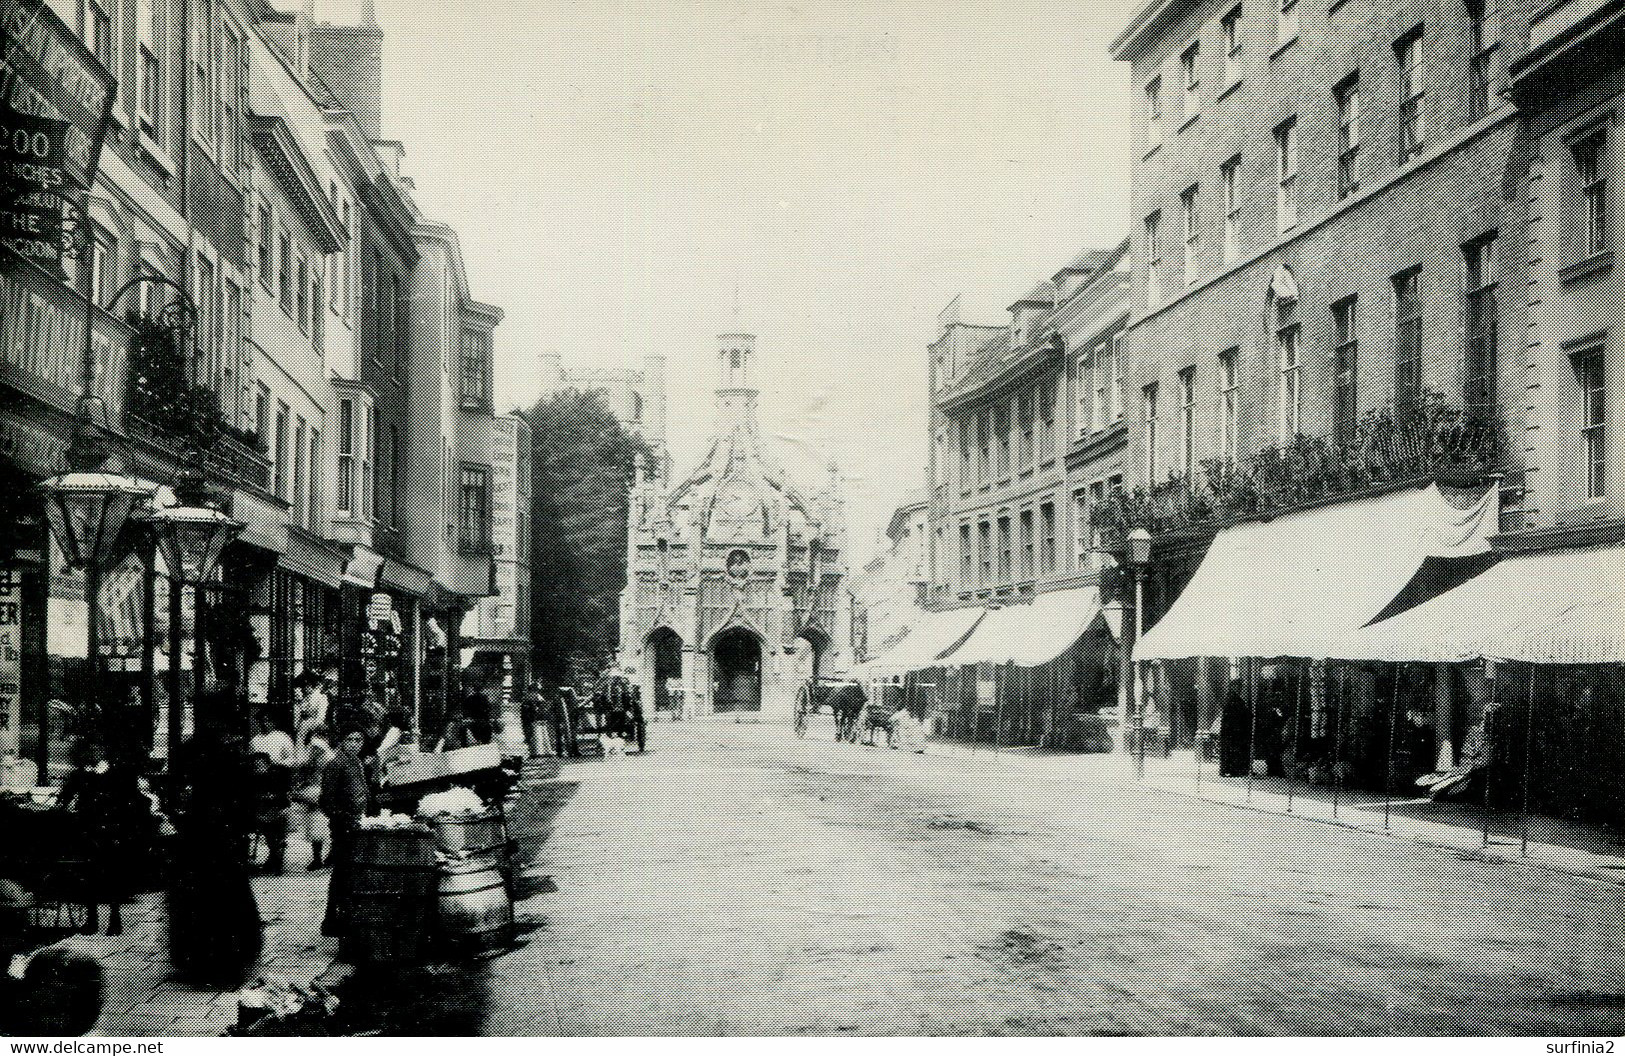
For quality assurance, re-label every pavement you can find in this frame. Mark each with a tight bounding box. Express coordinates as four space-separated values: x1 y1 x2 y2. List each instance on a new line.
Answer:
49 721 1625 1036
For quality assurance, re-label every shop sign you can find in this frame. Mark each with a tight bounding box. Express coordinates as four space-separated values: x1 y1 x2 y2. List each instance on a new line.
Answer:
0 567 21 757
1 261 129 422
0 408 69 477
1 108 67 267
0 0 115 191
367 591 394 626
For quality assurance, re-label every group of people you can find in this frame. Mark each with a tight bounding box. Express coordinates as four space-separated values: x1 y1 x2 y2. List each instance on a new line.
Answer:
523 674 646 758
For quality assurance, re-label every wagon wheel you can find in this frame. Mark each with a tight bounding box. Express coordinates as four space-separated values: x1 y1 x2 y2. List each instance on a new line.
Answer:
794 683 812 738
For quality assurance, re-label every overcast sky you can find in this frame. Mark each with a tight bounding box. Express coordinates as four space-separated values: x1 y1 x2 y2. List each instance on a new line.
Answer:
330 0 1137 561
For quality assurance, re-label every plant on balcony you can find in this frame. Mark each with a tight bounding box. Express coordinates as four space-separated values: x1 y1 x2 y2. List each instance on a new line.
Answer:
125 314 232 448
1091 390 1500 548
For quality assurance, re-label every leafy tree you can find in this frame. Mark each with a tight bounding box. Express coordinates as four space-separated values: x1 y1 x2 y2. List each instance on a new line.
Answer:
521 389 649 687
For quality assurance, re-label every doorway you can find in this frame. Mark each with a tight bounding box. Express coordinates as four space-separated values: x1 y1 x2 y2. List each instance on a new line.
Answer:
646 626 683 715
711 628 762 713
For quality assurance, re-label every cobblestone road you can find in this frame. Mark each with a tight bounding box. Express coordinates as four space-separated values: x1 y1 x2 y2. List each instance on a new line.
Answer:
482 719 1625 1036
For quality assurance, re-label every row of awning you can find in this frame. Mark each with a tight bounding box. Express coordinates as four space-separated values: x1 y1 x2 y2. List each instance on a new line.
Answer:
1134 481 1625 666
854 585 1117 678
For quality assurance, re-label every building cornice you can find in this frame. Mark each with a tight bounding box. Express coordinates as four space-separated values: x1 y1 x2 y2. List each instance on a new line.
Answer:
249 113 346 253
1110 0 1199 60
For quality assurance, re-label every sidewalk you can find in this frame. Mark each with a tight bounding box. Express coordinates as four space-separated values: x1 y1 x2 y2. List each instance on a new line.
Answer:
922 737 1625 886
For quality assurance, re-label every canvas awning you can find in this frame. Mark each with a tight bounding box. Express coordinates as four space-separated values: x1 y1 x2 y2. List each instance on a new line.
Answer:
1134 483 1495 661
1326 542 1625 664
940 586 1108 667
857 606 986 679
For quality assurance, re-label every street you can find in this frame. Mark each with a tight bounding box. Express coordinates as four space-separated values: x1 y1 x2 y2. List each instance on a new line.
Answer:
375 719 1625 1037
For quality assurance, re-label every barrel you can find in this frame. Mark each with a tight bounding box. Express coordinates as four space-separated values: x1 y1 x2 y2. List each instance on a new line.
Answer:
350 828 437 963
437 858 513 950
424 810 508 864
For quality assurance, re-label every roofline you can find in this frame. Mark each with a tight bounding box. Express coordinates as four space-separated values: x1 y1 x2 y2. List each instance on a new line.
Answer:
248 113 347 253
1110 0 1197 60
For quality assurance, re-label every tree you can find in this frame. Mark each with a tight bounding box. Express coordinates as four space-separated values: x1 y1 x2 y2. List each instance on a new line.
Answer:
521 390 650 687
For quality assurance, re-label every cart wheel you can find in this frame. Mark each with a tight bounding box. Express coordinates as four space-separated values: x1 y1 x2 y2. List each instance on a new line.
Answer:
18 945 104 1036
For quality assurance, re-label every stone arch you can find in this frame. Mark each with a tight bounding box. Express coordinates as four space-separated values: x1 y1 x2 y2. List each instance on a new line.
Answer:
709 626 763 713
644 625 684 717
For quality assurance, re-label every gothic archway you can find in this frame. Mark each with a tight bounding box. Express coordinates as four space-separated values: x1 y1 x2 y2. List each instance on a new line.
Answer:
645 626 684 716
710 627 762 713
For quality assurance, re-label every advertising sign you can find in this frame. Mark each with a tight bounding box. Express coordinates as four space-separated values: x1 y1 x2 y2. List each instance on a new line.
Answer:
0 568 20 758
0 107 67 266
0 0 115 191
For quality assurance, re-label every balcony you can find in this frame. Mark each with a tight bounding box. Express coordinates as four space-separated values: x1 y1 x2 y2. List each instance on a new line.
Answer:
1092 391 1501 546
126 412 272 493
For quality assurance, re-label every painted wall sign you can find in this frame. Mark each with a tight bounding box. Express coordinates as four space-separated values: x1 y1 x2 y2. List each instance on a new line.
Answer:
0 260 129 422
0 0 115 190
0 567 21 757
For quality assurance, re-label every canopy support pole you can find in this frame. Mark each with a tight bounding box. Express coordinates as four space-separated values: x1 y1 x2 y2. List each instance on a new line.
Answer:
1482 667 1500 849
1287 660 1306 814
1384 663 1400 832
1520 663 1534 858
1245 659 1257 803
1331 663 1346 820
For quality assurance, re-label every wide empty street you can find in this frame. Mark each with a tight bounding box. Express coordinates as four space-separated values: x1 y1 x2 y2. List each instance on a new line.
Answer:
426 721 1625 1036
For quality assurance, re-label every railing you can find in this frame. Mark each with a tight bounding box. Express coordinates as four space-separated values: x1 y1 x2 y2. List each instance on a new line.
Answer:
1092 391 1501 544
126 412 273 492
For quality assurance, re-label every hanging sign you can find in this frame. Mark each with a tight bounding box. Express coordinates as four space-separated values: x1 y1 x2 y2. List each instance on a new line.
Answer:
0 568 22 758
0 108 67 267
0 0 115 191
367 591 393 626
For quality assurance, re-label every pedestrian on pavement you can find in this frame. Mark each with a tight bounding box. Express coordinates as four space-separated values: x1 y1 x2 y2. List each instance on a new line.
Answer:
552 687 579 758
289 724 334 869
521 681 545 756
166 703 262 988
56 737 152 936
319 728 376 939
248 751 291 874
1218 686 1251 778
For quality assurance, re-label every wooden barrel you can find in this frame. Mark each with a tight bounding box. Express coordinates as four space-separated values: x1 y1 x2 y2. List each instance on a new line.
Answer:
424 810 508 862
437 858 513 950
350 828 437 963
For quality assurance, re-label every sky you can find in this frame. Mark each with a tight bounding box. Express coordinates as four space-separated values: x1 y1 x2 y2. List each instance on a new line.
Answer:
326 0 1139 561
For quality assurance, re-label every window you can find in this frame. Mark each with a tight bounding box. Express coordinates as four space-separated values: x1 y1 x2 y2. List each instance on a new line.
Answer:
977 409 991 482
959 417 972 489
193 252 214 386
1111 332 1125 422
460 465 492 552
1040 377 1056 458
1092 344 1109 431
84 0 114 68
1181 185 1200 286
138 45 160 139
1218 348 1239 462
293 417 306 527
1277 0 1297 46
219 26 242 169
1146 210 1163 303
978 520 992 587
996 403 1011 477
257 204 272 289
191 0 213 148
1179 366 1196 478
461 329 488 406
1464 234 1498 416
1336 74 1361 198
1574 131 1609 259
296 254 310 335
1040 501 1056 574
1275 117 1298 232
1181 42 1200 113
1396 29 1425 161
388 424 401 527
1019 509 1034 579
1466 0 1497 122
997 515 1012 583
1089 481 1108 564
1145 77 1163 150
1332 297 1359 445
960 523 973 588
278 231 292 314
1574 346 1606 498
1222 5 1242 86
311 264 324 352
373 253 388 360
1143 382 1160 480
1276 293 1301 438
309 428 322 529
254 384 269 454
88 232 114 313
363 404 376 520
1393 268 1423 412
340 201 352 317
1222 155 1240 263
337 398 354 515
1017 392 1034 468
1073 489 1090 570
273 402 289 501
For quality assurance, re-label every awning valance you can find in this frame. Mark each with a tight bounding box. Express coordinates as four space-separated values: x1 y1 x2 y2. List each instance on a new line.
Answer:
1326 543 1625 664
941 587 1106 667
280 529 345 589
857 606 986 679
1134 483 1494 662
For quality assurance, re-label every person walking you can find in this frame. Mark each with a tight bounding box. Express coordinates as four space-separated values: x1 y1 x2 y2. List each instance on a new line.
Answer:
520 681 544 757
1218 686 1252 778
166 705 262 988
56 738 152 936
289 724 334 870
319 728 376 939
248 713 295 872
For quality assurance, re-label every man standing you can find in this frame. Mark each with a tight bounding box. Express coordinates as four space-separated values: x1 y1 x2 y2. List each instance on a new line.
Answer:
318 729 375 938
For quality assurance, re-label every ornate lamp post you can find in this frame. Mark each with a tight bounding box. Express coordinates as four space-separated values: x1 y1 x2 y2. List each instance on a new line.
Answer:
145 453 242 743
1126 527 1152 781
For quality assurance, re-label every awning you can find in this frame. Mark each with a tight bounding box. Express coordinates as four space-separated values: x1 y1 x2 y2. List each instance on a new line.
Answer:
941 586 1107 667
342 548 384 589
280 529 345 589
1327 542 1625 664
381 558 434 598
857 606 986 679
1135 483 1495 661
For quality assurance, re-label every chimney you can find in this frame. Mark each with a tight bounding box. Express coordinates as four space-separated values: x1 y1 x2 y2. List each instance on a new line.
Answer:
310 16 385 139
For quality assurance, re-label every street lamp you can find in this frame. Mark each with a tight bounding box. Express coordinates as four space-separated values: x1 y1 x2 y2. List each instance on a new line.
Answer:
1126 526 1152 781
145 453 242 741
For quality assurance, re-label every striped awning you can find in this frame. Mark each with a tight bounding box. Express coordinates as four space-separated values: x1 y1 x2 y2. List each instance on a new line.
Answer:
941 586 1108 668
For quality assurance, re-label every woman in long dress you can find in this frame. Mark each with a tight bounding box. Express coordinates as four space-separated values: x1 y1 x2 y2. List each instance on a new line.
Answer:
166 704 262 988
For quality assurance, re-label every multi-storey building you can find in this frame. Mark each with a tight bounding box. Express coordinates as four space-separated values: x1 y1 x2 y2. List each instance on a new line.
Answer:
1 0 511 781
848 490 927 663
1106 0 1623 818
